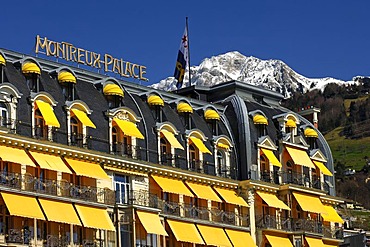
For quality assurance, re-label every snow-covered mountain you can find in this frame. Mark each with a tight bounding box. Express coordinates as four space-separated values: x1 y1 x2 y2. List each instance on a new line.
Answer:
150 51 356 97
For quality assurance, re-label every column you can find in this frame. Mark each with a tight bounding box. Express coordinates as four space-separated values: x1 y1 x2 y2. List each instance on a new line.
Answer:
248 189 256 243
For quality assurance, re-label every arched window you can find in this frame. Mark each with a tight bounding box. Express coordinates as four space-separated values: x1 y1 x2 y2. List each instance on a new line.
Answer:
111 123 132 157
160 137 171 165
0 102 8 127
34 109 46 139
286 161 294 184
189 144 199 171
217 150 227 177
61 82 75 101
70 117 82 147
260 155 270 182
112 126 119 153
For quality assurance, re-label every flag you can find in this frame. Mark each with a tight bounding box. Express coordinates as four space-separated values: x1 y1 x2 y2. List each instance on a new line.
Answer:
174 26 189 89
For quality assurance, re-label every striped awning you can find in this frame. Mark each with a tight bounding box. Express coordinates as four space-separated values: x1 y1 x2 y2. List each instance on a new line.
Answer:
22 62 41 75
58 71 76 83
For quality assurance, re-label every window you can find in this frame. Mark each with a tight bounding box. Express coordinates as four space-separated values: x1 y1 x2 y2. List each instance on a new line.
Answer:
114 175 130 204
70 117 83 147
107 95 122 109
160 137 171 165
217 150 228 177
0 65 3 84
183 113 191 129
26 73 40 92
207 120 218 135
0 102 8 127
112 124 132 157
307 137 317 149
151 105 162 122
260 155 270 182
257 124 266 137
34 109 46 139
189 144 199 171
61 82 76 101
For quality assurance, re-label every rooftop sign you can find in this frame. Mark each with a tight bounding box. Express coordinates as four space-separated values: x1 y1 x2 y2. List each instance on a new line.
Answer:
35 35 147 81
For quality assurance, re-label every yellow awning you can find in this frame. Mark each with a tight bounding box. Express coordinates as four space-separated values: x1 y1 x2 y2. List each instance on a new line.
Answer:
71 108 96 128
304 128 318 138
148 95 164 106
113 118 144 139
293 192 327 214
217 142 230 149
197 224 232 247
151 175 193 197
213 187 249 207
103 83 124 97
285 146 315 168
58 71 76 84
265 234 293 247
253 114 268 125
0 146 35 167
161 129 184 150
225 229 256 247
286 119 296 128
261 148 281 167
136 211 168 236
29 151 72 174
204 109 220 120
1 192 45 220
38 199 81 225
323 241 340 247
256 191 290 210
185 182 222 202
35 100 60 128
74 205 115 231
313 161 333 176
65 158 109 180
305 237 325 247
177 102 193 113
0 54 5 66
22 62 41 75
189 136 212 154
322 205 344 224
167 220 204 244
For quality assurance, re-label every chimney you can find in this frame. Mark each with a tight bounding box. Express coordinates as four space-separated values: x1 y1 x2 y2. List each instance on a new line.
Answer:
298 106 320 129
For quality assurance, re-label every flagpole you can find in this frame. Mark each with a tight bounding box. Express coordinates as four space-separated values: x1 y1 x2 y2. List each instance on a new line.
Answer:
186 17 191 87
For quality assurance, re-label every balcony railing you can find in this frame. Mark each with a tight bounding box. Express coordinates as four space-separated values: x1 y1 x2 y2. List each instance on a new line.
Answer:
256 215 343 239
0 171 115 205
120 190 249 227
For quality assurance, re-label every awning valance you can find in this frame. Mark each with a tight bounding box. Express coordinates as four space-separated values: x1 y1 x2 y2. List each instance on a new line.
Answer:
151 175 193 197
213 187 249 207
22 62 41 75
161 129 184 150
189 136 212 154
265 234 293 247
35 100 60 128
305 237 325 247
103 83 124 97
113 118 144 139
29 151 72 174
185 182 222 202
313 161 333 176
0 146 35 167
74 205 115 231
65 158 109 180
256 191 290 210
58 71 76 84
167 220 204 244
177 102 193 113
253 114 268 125
147 95 164 106
136 211 168 236
286 119 296 128
204 109 220 120
285 146 315 168
1 192 45 220
322 205 344 224
71 109 96 128
225 229 256 247
38 199 81 225
293 192 327 214
196 225 232 247
261 148 281 167
304 128 318 138
0 54 5 66
217 142 230 149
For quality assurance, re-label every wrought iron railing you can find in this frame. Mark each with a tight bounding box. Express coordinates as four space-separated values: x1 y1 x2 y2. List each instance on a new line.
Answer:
0 171 115 205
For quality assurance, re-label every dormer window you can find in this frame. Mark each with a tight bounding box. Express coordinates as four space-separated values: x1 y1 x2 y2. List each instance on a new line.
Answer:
187 132 212 173
148 94 164 122
214 137 232 178
68 106 96 147
58 71 77 101
158 127 184 166
253 114 268 137
33 99 60 141
304 128 318 149
204 108 220 135
177 101 193 129
103 83 124 109
22 62 41 92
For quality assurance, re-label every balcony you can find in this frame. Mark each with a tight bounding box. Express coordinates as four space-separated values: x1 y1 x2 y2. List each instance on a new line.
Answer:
256 215 343 239
120 190 249 227
0 171 115 205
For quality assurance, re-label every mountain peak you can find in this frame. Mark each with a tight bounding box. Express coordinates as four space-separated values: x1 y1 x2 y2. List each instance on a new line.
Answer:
150 51 355 97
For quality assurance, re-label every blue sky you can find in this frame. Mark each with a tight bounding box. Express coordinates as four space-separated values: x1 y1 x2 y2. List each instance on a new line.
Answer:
1 1 369 86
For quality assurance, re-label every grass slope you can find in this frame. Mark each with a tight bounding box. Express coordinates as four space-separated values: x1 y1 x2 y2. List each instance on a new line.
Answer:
325 127 370 171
